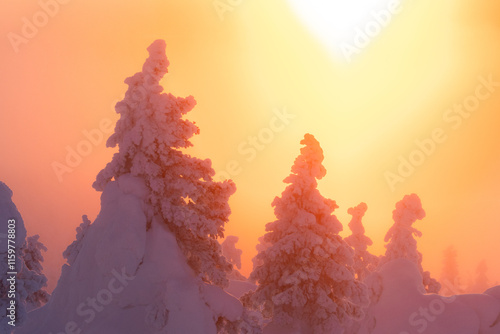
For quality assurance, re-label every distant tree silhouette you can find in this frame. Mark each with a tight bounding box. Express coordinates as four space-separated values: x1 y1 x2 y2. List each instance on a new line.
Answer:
473 260 490 293
440 245 463 295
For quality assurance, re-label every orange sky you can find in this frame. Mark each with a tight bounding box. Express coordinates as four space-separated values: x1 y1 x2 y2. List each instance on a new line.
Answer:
1 0 500 292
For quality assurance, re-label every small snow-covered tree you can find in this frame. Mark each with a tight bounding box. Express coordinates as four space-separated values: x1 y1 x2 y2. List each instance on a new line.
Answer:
21 235 50 310
344 202 378 281
63 215 91 265
221 235 246 281
244 134 369 334
0 234 49 332
379 194 441 293
92 40 236 288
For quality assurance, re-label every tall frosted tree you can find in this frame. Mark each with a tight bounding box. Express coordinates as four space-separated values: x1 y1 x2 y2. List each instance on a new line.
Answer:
380 193 441 293
344 202 378 281
244 134 369 334
93 40 236 287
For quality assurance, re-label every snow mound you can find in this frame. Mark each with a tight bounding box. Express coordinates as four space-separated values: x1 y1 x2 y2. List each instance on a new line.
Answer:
202 283 243 322
361 259 500 334
16 175 244 334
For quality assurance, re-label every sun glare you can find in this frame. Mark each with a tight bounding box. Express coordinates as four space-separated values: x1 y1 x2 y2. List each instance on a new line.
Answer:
287 0 398 59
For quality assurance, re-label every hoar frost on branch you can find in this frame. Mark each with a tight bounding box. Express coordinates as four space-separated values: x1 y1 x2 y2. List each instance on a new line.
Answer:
244 134 369 334
92 40 236 288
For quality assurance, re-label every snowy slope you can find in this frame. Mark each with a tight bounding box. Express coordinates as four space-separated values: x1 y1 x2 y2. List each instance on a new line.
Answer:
16 175 244 334
359 259 500 334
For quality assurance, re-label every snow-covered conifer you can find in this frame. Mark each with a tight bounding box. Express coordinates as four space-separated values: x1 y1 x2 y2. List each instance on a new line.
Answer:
344 202 378 281
380 193 441 293
244 134 368 334
92 40 236 287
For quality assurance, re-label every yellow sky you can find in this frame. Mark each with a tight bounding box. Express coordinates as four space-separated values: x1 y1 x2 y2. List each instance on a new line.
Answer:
1 0 499 291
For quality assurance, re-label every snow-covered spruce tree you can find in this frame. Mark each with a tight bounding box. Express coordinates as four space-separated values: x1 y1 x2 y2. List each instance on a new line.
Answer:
221 236 247 281
379 193 441 293
0 181 49 333
344 202 378 281
20 235 50 310
93 40 236 288
244 134 369 334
